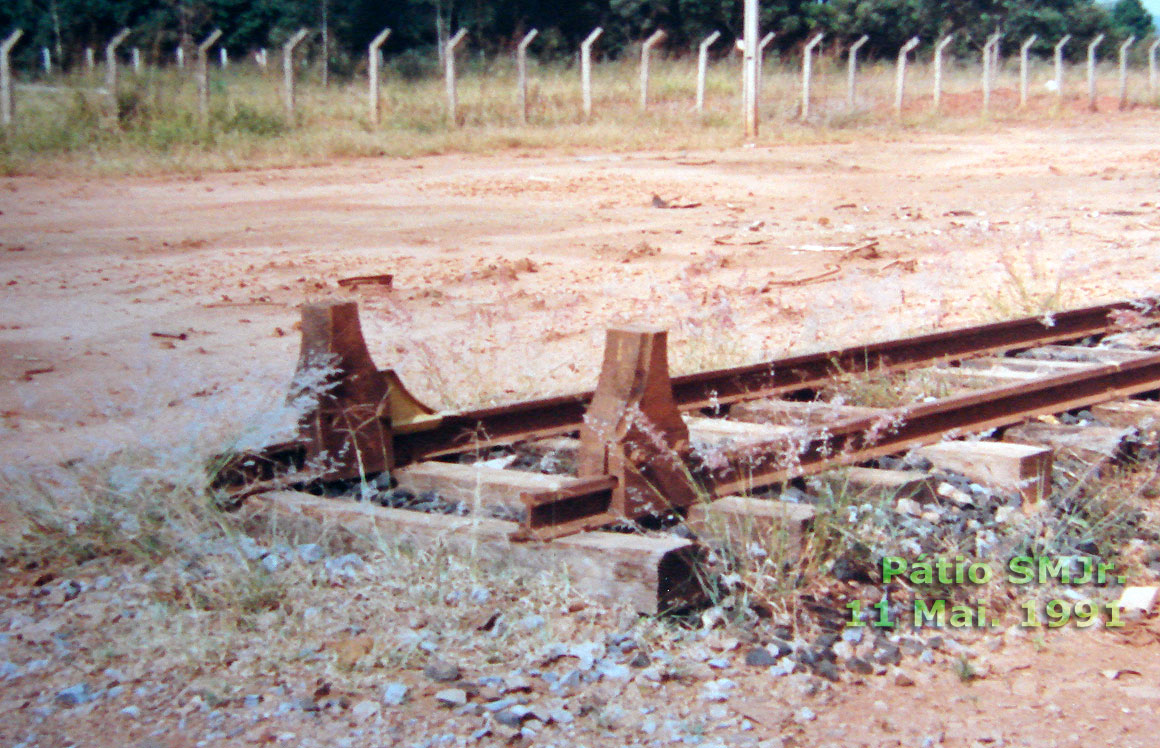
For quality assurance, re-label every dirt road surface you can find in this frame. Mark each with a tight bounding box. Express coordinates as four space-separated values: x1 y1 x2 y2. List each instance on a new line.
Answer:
4 114 1160 746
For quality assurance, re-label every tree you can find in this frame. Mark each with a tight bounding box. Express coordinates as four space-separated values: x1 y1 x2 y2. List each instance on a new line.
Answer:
1112 0 1154 38
0 0 1152 71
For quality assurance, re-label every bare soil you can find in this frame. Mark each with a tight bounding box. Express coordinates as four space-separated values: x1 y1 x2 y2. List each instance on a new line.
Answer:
4 112 1160 746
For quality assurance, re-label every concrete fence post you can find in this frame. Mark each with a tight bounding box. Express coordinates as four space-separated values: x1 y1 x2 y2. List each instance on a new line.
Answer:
1087 33 1105 111
1119 36 1136 110
640 29 666 109
1150 37 1160 98
41 46 50 75
982 31 1001 114
220 47 228 69
176 45 184 69
894 36 920 117
580 27 603 120
105 28 130 110
1150 38 1160 99
742 0 758 136
368 28 391 124
132 47 141 73
695 31 720 112
517 29 538 124
742 31 776 120
85 47 94 72
800 32 824 120
757 31 775 99
257 48 267 70
1019 34 1037 107
1053 35 1071 105
196 29 222 124
1 29 23 127
847 35 868 108
282 28 309 117
444 28 467 125
932 34 954 111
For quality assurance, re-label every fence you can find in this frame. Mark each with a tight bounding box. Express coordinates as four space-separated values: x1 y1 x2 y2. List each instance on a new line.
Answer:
2 25 1159 133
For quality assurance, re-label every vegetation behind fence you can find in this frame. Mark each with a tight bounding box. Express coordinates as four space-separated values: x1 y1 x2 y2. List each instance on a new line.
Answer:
2 48 1159 176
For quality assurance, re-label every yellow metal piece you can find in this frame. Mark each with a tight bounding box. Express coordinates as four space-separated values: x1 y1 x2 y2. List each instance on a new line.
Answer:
380 369 443 434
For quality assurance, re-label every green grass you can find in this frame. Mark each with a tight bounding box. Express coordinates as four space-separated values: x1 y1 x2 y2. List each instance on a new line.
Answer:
3 55 1155 175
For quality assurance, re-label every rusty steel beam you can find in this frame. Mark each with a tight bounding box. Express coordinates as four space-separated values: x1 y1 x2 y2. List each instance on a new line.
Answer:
512 475 620 541
396 297 1159 462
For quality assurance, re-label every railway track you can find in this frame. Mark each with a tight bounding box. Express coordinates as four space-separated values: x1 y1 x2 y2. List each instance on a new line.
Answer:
230 296 1160 613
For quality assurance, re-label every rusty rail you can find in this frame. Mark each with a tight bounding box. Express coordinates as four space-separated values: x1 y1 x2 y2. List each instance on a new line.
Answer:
709 351 1160 495
394 296 1159 463
216 297 1159 496
520 332 1160 539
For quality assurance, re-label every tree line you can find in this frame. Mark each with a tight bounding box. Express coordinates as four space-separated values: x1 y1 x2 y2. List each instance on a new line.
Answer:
2 0 1155 72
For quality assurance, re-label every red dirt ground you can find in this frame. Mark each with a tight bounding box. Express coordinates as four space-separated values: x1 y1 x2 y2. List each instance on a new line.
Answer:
4 112 1160 745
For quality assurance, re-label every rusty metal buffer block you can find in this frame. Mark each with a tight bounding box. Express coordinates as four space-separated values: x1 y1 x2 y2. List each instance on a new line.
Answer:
210 301 444 489
517 327 700 540
294 301 442 482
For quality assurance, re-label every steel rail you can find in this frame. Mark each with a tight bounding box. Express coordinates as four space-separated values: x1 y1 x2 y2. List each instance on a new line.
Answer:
394 297 1159 463
708 350 1160 495
521 350 1160 536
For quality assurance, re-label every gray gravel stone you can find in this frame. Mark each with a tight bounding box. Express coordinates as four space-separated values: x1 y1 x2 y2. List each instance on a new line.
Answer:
549 669 582 693
239 538 268 561
769 659 796 677
424 660 460 683
766 638 794 659
351 700 380 722
483 697 518 713
296 543 325 564
519 615 546 631
434 689 467 707
898 637 925 657
382 682 408 706
597 661 631 680
874 644 902 667
55 683 95 707
794 707 817 723
325 553 365 579
568 641 605 670
815 661 841 682
699 679 736 702
744 647 777 667
102 668 127 683
494 709 525 727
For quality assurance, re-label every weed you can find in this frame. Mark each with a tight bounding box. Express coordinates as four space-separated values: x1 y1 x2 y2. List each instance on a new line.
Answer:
953 655 977 682
982 247 1078 319
219 104 286 136
0 56 1123 175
